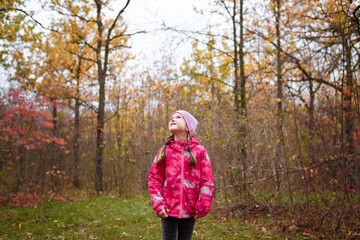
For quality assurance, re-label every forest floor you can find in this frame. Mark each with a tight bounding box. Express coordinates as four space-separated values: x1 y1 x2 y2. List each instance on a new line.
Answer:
0 195 329 239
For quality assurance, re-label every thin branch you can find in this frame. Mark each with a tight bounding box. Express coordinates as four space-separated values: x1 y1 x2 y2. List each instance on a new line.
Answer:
161 24 234 59
218 157 353 192
248 28 341 91
1 8 59 33
220 0 232 18
108 44 131 52
76 35 97 52
67 49 97 64
55 10 95 24
192 73 234 89
106 0 131 43
353 5 360 36
109 30 146 42
282 50 341 91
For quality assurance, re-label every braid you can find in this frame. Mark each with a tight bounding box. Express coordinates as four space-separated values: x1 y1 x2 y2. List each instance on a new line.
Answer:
155 135 174 164
187 134 197 167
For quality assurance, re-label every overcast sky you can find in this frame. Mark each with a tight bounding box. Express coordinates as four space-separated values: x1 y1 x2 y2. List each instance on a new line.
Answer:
27 0 211 63
122 0 213 65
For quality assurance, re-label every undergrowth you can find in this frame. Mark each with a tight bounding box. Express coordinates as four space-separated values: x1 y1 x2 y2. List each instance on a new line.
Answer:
0 195 342 239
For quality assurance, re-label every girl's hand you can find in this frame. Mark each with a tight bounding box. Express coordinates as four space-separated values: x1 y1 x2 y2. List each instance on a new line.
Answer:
158 208 169 218
194 215 200 219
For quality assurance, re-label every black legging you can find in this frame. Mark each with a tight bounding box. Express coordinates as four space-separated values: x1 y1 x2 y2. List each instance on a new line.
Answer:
161 216 196 240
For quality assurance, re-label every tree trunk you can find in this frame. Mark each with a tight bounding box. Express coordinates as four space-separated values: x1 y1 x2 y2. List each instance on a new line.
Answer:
342 36 355 156
115 108 121 190
307 80 316 164
95 71 105 194
239 0 247 185
94 0 105 194
274 0 283 191
342 32 356 188
73 59 81 188
93 0 130 194
14 147 25 193
51 98 58 169
232 0 239 114
239 0 246 119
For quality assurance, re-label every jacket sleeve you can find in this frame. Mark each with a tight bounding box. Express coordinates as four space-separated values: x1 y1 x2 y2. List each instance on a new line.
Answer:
148 150 167 215
194 148 214 218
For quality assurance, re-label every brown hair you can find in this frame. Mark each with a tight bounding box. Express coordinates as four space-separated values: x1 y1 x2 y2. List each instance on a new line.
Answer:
187 134 197 167
155 135 174 164
155 134 197 167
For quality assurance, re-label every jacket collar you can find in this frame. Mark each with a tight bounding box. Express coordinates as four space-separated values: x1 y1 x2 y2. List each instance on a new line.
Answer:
167 136 199 150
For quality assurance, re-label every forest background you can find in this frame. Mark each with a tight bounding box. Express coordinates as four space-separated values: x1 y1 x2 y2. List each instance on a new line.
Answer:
0 0 359 238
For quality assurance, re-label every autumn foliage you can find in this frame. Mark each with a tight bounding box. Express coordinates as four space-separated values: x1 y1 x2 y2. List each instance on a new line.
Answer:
0 89 68 207
0 0 359 238
0 89 65 150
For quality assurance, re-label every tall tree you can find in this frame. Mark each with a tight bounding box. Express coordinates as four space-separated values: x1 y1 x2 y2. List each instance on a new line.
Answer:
92 0 130 193
46 0 131 193
273 0 284 191
220 0 248 195
327 0 358 188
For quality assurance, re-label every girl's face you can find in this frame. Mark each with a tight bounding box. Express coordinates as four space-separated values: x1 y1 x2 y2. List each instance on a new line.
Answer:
169 113 188 135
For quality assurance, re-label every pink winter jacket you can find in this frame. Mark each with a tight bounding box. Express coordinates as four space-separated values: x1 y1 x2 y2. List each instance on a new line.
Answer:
148 136 214 219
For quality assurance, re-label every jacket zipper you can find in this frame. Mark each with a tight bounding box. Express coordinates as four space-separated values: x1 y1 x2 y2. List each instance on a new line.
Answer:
179 146 184 218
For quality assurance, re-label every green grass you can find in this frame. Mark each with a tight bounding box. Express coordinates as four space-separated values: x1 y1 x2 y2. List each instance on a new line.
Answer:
0 195 310 239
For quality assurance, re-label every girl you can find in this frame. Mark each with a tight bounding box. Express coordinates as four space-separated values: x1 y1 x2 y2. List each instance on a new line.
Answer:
148 110 214 240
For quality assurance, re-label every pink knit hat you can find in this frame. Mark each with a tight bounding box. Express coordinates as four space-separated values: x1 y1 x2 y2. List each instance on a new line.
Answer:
172 110 199 137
